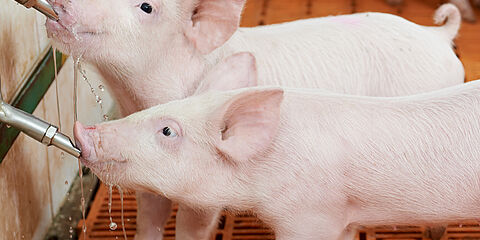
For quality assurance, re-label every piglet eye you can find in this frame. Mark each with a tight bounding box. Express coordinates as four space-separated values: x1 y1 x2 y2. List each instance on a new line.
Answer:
162 127 177 137
140 3 153 14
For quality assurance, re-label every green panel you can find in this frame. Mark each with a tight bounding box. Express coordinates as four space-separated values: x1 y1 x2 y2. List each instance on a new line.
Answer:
0 48 64 163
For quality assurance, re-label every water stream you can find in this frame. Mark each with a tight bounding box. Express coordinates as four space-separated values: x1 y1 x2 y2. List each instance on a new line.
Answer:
73 57 87 240
52 47 62 131
108 184 118 231
118 186 128 240
76 61 106 120
53 51 121 239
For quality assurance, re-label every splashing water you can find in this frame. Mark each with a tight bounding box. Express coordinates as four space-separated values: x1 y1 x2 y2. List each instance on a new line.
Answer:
74 58 87 240
78 159 87 238
54 48 75 238
109 222 118 231
108 184 117 231
74 57 80 123
73 57 110 239
75 61 109 122
117 186 128 240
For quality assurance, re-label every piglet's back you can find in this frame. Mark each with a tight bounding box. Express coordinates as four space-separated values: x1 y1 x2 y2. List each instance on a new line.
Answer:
279 81 480 226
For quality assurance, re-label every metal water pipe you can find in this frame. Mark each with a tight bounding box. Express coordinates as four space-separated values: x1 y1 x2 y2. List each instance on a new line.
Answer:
0 77 81 158
14 0 59 21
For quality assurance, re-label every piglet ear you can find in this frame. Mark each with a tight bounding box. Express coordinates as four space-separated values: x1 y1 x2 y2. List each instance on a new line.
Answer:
184 0 246 54
194 52 257 95
214 88 284 163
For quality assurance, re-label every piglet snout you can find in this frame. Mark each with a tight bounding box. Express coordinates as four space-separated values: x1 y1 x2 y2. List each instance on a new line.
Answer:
74 121 97 161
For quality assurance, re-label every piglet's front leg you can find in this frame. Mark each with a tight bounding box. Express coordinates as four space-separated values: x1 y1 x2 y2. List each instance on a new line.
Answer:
175 205 222 240
135 192 172 240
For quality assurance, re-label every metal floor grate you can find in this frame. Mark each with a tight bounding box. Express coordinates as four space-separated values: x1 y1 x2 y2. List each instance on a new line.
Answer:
78 184 480 240
77 184 275 240
359 224 480 240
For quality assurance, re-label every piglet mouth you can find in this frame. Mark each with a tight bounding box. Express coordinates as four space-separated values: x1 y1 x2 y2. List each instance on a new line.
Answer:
46 4 105 41
74 122 97 162
77 31 103 36
47 19 104 39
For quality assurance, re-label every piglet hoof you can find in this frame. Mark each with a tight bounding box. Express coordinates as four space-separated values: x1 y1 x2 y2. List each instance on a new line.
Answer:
424 225 447 240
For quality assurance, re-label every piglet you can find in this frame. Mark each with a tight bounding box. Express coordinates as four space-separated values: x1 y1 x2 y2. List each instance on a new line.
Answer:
75 54 480 240
48 1 465 238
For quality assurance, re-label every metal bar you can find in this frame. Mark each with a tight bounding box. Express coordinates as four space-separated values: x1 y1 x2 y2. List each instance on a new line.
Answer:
0 48 63 163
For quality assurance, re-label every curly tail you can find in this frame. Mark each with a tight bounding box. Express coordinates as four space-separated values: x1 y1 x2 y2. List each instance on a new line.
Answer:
433 3 461 41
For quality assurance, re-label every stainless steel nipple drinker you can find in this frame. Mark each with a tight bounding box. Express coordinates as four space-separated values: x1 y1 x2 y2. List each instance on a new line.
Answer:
14 0 59 21
0 102 81 158
0 78 81 158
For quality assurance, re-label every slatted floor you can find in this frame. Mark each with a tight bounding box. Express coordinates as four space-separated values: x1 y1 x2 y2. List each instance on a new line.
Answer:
78 184 275 240
79 185 480 240
79 0 480 239
359 224 480 240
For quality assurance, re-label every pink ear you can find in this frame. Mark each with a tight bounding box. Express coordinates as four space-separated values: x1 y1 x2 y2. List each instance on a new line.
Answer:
184 0 246 54
215 88 284 163
195 52 257 95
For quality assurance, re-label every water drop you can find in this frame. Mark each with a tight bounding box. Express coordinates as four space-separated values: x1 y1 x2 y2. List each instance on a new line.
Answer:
96 96 102 104
103 115 109 121
61 152 65 158
69 216 72 221
6 125 11 128
83 225 87 233
69 235 72 239
99 85 105 92
127 218 130 222
69 228 73 234
65 180 68 185
109 222 118 231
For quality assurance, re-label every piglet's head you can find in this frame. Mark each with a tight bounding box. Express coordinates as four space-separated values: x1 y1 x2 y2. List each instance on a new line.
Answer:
46 0 246 63
73 53 284 206
75 87 283 204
